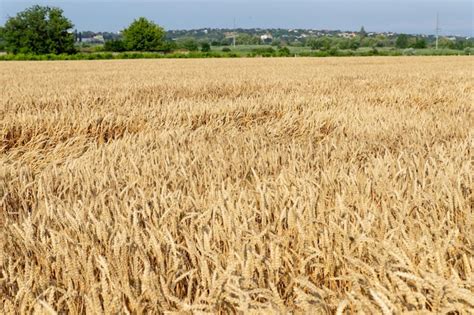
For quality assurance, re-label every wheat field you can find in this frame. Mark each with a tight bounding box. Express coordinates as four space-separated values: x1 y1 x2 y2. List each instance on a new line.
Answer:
1 57 473 314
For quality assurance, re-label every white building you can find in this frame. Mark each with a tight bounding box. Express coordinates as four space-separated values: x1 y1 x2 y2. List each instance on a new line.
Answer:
82 35 105 44
260 33 273 43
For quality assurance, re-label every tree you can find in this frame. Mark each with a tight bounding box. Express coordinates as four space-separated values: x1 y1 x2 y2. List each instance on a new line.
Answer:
350 37 361 50
104 39 126 52
412 37 427 49
454 39 473 50
0 26 5 51
361 37 376 47
122 17 165 51
307 37 331 50
438 37 455 49
201 42 211 52
159 41 177 53
396 34 409 49
359 26 367 38
337 38 351 50
178 38 199 51
306 38 317 50
271 39 282 47
374 35 389 47
277 46 291 56
236 33 259 45
3 5 75 54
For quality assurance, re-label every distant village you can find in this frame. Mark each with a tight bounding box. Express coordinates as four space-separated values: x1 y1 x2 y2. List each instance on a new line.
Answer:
76 28 468 46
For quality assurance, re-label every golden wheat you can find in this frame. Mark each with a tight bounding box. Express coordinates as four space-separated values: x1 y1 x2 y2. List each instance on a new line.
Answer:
1 57 473 313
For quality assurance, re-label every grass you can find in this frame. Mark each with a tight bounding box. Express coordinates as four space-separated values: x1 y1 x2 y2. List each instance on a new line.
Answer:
211 45 467 56
0 47 469 61
1 57 473 313
212 44 278 53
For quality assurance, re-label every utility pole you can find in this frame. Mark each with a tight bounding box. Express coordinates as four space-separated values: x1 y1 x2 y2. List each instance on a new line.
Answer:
233 18 236 47
435 12 440 50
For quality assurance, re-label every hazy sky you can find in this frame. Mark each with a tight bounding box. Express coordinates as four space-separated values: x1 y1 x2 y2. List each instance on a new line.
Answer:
1 0 473 36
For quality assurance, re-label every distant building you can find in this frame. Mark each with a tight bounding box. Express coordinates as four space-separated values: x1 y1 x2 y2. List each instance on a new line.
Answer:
260 33 273 44
82 35 105 44
339 32 357 38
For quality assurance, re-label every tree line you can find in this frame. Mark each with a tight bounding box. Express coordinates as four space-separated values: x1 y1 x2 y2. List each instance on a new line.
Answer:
0 5 472 55
0 5 174 54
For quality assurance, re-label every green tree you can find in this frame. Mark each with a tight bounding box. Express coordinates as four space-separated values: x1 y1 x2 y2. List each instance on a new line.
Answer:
374 35 389 47
236 33 259 45
307 37 331 50
201 42 211 52
178 38 199 51
306 38 317 50
122 17 165 51
454 39 473 50
337 38 351 50
396 34 409 49
104 39 126 52
359 26 367 38
3 5 75 54
350 37 361 50
361 37 376 47
438 37 455 49
0 26 5 51
277 46 291 56
159 41 177 53
412 37 427 49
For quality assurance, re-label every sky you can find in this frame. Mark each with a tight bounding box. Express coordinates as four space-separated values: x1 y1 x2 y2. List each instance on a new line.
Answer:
0 0 473 36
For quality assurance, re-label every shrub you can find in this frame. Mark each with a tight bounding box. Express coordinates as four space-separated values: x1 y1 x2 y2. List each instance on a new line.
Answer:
251 47 276 57
157 41 177 53
93 45 105 52
104 40 126 52
403 48 416 56
328 47 339 56
178 38 199 52
277 47 291 57
201 43 211 53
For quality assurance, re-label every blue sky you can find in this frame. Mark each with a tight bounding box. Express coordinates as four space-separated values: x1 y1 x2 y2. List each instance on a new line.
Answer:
1 0 472 36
